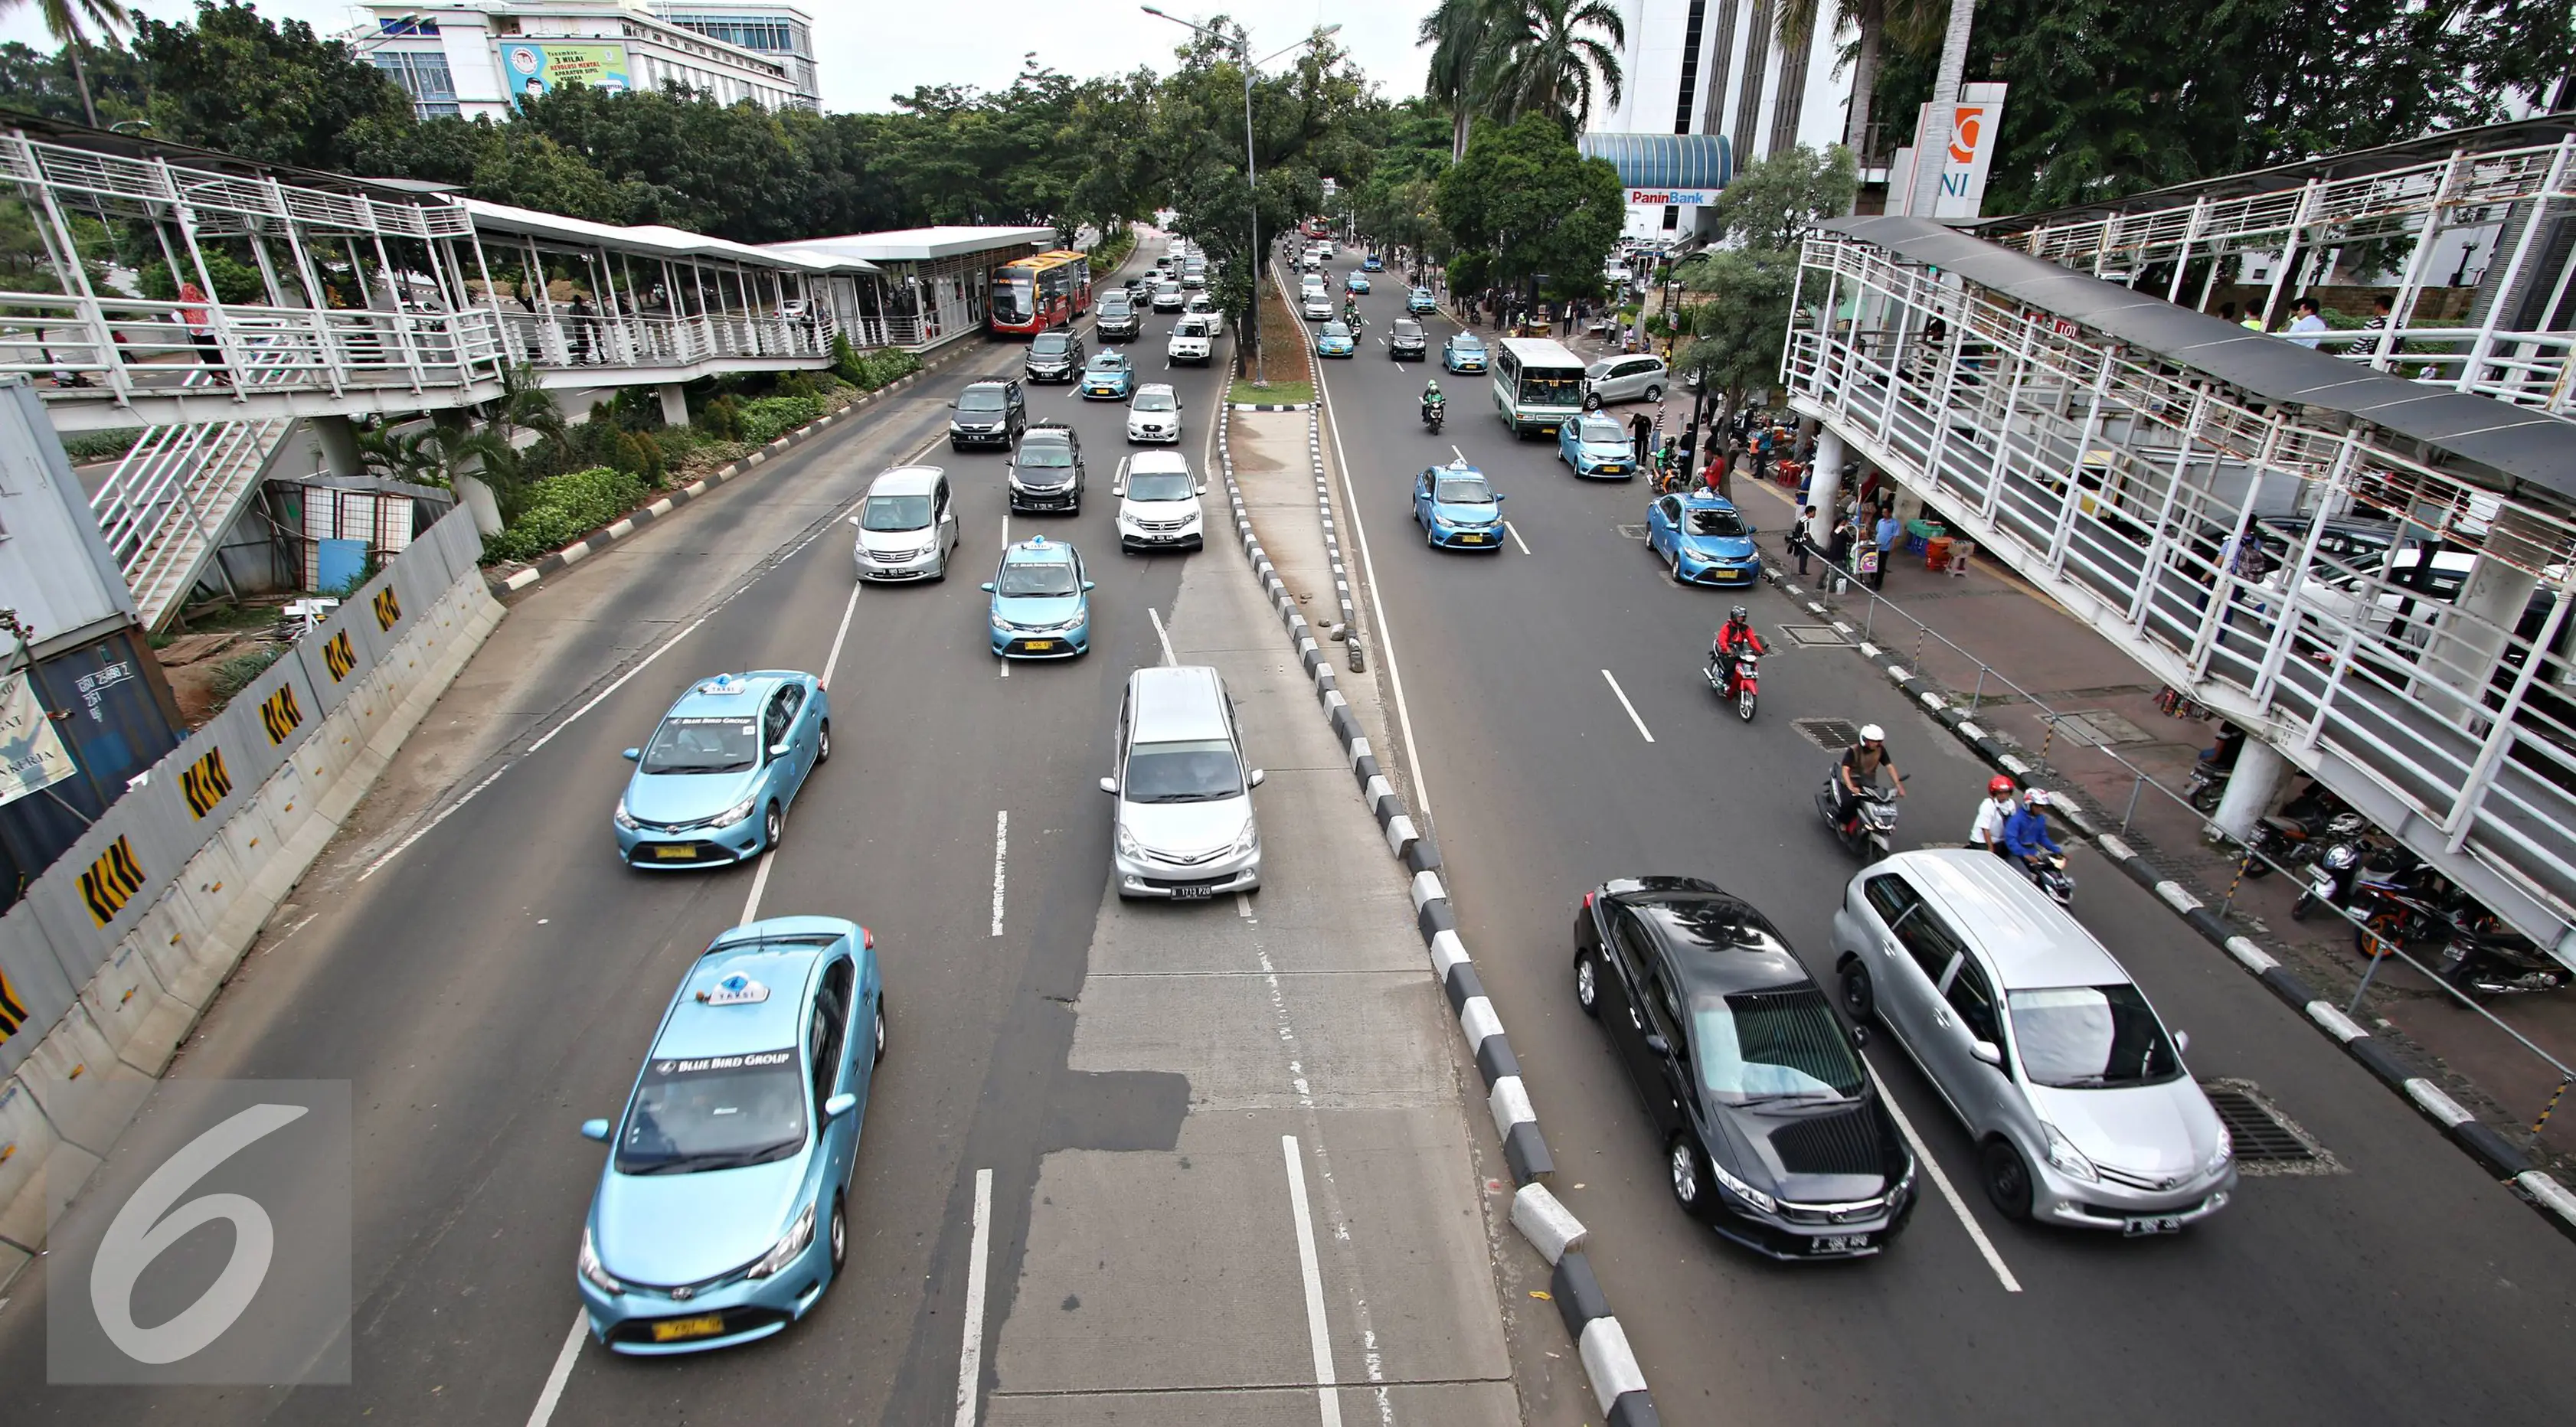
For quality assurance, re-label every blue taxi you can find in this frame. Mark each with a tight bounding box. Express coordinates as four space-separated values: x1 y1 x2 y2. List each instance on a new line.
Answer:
1344 273 1372 295
577 918 884 1354
1361 254 1384 272
1079 351 1136 400
1648 489 1761 586
1440 332 1488 373
1411 462 1507 551
1406 287 1438 315
1557 413 1636 478
1315 321 1358 358
615 672 828 867
983 536 1093 658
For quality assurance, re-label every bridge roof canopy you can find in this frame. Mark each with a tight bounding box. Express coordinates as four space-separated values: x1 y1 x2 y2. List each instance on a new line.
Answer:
1823 214 2576 501
463 199 878 274
767 227 1057 264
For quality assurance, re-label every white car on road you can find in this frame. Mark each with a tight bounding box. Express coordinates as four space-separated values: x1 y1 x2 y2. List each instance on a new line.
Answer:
1113 451 1205 552
1166 316 1213 366
1184 293 1225 335
1126 383 1183 444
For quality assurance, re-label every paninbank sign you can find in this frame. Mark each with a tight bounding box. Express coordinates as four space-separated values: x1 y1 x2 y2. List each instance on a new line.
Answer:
1626 188 1717 207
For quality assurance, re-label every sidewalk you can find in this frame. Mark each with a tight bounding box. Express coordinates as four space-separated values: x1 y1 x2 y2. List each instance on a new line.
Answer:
1728 473 2576 1170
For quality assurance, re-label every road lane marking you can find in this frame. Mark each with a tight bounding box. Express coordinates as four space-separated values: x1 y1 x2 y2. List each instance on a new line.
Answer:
1236 892 1254 917
1148 605 1178 665
1504 521 1530 556
740 848 776 923
1310 357 1433 821
820 581 862 689
521 1311 587 1427
1450 444 1466 463
1282 1135 1345 1427
955 1167 995 1427
356 762 511 881
989 810 1008 937
1600 669 1655 743
525 612 713 753
1865 1063 2022 1292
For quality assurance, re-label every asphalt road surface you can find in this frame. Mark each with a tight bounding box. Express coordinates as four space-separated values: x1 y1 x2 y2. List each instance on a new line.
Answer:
1305 250 2576 1423
0 238 1518 1425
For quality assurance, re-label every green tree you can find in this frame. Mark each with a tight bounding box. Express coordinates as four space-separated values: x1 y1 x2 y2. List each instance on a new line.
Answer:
1417 0 1499 161
1474 0 1626 133
1709 142 1858 251
1672 248 1800 469
0 0 130 128
131 2 413 172
1436 111 1623 302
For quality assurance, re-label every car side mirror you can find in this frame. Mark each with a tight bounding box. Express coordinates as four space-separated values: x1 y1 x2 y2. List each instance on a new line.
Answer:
1643 1033 1670 1056
770 740 792 759
622 747 640 762
580 1118 610 1142
1082 580 1096 591
1112 483 1125 496
1850 1024 1869 1047
1098 776 1117 794
2174 1030 2190 1055
1195 482 1208 495
1970 1040 2003 1067
946 399 956 407
1495 492 1506 501
823 1092 858 1118
846 514 862 527
980 582 995 592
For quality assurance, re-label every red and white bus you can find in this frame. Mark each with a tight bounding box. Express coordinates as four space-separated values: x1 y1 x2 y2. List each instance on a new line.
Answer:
990 250 1091 335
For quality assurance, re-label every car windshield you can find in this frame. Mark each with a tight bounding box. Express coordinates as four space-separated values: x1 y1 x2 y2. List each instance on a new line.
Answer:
1688 508 1747 537
1030 335 1071 354
1394 322 1422 338
2009 985 2184 1089
1088 355 1122 370
1156 284 1179 296
615 1047 806 1174
998 560 1078 597
1128 469 1194 501
1322 322 1352 338
1018 442 1072 469
1123 738 1243 802
1434 477 1492 505
640 714 760 775
1579 417 1625 443
1100 299 1131 314
1452 336 1483 351
1518 370 1585 407
1692 985 1866 1105
861 494 933 531
958 388 1004 412
1133 390 1175 411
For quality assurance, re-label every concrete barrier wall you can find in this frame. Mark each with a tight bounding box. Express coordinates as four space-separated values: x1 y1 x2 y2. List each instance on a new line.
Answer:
0 511 503 1287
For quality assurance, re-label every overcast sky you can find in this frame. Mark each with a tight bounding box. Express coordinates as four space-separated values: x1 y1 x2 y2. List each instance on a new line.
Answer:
0 2 1434 112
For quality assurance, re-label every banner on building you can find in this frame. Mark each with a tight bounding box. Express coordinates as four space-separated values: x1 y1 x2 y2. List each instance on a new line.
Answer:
1889 83 2009 222
0 671 76 810
1626 188 1718 208
502 43 632 104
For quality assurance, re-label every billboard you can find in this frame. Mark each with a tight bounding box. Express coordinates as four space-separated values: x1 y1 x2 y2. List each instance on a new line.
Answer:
0 671 75 810
1626 188 1718 208
502 42 632 104
1889 83 2009 222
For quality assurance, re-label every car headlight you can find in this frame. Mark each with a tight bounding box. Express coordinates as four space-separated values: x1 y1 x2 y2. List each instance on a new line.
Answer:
579 1226 623 1294
2040 1122 2100 1183
714 792 760 828
1116 823 1140 859
992 612 1015 631
1229 819 1257 856
2205 1125 2233 1177
1706 1154 1777 1214
745 1202 816 1280
613 799 639 831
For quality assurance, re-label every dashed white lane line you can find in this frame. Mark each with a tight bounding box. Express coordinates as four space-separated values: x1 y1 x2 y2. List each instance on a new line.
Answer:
1600 669 1656 743
1283 1135 1345 1427
1865 1063 2022 1292
740 847 776 923
989 810 1008 937
820 580 863 689
955 1166 995 1427
521 1312 587 1427
1148 605 1178 665
525 612 713 753
357 762 511 881
1504 520 1531 556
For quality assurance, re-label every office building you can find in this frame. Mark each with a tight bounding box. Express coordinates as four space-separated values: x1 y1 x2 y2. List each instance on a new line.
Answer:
351 1 819 122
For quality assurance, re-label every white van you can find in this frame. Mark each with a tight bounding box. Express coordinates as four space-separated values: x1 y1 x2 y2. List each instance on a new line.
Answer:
1113 451 1206 552
1101 665 1263 899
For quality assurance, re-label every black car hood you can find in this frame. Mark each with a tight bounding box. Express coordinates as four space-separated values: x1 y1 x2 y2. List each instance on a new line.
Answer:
1707 1097 1904 1204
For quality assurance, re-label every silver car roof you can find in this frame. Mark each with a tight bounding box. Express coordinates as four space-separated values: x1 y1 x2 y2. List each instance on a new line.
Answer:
1128 665 1230 743
868 465 942 496
1875 849 2130 990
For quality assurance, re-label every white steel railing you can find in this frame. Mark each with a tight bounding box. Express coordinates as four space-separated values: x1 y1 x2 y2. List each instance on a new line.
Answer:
1786 231 2576 955
90 414 293 628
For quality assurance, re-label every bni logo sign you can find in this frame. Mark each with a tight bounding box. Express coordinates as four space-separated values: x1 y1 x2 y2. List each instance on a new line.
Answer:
47 1080 351 1383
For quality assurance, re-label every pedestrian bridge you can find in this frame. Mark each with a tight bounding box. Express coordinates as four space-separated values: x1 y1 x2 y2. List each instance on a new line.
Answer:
1784 209 2576 964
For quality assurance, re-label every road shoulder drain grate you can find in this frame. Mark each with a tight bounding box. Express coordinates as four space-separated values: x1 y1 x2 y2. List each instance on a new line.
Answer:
1617 523 1650 540
1793 717 1862 751
2202 1078 2343 1176
1779 624 1849 647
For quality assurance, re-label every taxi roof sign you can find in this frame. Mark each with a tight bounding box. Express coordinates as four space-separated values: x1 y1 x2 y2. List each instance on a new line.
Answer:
696 972 770 1006
695 674 752 696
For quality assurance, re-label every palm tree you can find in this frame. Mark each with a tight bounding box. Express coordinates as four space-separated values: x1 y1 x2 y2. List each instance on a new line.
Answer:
1417 0 1496 162
1774 0 1951 160
1476 0 1625 134
4 0 132 130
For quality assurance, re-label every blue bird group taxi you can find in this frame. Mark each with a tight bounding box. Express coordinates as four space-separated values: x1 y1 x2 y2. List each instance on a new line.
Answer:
1648 489 1762 586
1411 461 1507 550
984 535 1094 657
614 672 828 866
1557 413 1636 478
1080 351 1136 400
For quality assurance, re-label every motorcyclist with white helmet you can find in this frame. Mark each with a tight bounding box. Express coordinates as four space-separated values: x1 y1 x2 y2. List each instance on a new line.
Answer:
1420 377 1445 427
1835 724 1903 828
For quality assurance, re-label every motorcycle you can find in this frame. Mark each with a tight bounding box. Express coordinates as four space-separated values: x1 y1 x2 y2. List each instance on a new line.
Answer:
1816 769 1905 858
2437 914 2569 997
2021 851 2075 906
2346 847 2454 958
2291 834 2377 920
1705 648 1758 722
2185 723 2247 812
2241 798 2363 880
1422 400 1445 434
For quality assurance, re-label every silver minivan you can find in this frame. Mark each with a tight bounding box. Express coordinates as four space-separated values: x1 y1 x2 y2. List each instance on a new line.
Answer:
849 466 959 582
1583 354 1669 407
1830 850 2236 1234
1100 665 1263 899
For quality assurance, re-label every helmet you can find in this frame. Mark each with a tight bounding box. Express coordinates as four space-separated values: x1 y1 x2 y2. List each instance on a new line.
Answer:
1987 775 2016 797
1858 724 1885 744
1426 378 1440 392
1728 606 1750 624
2024 788 2054 806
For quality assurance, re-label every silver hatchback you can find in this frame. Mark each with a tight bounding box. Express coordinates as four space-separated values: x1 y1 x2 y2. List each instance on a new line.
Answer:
1830 850 2236 1234
1583 354 1669 407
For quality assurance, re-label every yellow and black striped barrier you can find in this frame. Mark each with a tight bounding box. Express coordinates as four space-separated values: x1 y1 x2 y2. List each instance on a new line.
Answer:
260 683 303 744
78 835 145 926
373 585 401 632
180 746 232 818
321 629 357 683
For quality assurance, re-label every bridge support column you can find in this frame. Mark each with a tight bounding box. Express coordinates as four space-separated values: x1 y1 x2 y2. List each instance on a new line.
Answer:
2211 733 2290 843
1806 427 1846 581
453 472 505 538
2415 537 2543 727
314 414 363 477
658 382 688 429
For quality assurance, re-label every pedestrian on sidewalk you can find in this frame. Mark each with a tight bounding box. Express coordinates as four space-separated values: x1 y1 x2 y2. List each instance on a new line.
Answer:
1793 504 1819 575
1872 506 1902 589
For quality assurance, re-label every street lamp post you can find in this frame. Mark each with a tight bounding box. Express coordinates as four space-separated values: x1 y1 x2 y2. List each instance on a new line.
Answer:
1141 7 1337 390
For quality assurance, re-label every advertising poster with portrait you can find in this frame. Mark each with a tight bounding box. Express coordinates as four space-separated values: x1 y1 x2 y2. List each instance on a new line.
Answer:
503 42 633 105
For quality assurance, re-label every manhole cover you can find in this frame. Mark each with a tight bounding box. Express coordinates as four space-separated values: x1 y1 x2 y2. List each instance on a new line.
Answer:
2042 709 2154 746
2201 1079 2342 1177
1617 524 1650 540
1780 624 1848 647
1793 717 1862 751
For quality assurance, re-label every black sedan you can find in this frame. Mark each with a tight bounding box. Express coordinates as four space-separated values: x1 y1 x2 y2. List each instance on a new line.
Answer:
1388 318 1428 361
1573 876 1917 1259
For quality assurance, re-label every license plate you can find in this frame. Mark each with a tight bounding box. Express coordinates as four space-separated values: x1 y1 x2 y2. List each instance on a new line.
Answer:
1600 464 1624 473
1809 1233 1871 1254
2122 1215 2183 1237
1457 534 1485 544
652 845 696 860
650 1313 726 1342
2309 873 2336 896
1023 640 1054 651
1170 883 1212 900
